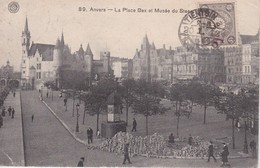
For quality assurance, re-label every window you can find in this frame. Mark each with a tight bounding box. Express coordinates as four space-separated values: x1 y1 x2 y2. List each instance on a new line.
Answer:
23 71 25 74
37 63 41 70
37 72 41 79
23 60 25 64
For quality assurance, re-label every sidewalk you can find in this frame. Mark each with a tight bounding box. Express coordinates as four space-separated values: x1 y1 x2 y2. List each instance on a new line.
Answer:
0 91 25 166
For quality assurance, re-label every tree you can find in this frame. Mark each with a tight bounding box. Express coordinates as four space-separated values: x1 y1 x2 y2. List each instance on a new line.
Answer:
238 87 259 153
121 78 136 126
168 82 187 137
132 80 166 136
82 77 121 131
215 92 242 149
196 83 221 124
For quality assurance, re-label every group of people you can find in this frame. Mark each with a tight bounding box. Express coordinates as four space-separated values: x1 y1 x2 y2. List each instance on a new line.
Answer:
0 106 16 128
1 106 15 118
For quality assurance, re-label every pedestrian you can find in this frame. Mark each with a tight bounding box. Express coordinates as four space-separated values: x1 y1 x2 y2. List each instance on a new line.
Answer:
77 157 85 167
31 114 34 122
11 108 15 119
90 127 93 143
122 143 132 164
87 127 93 144
188 134 193 145
168 133 175 143
220 143 230 167
64 98 67 106
46 92 49 98
2 107 6 117
38 89 41 93
250 140 257 158
8 106 11 116
0 115 3 128
132 118 137 132
207 141 217 162
13 92 16 97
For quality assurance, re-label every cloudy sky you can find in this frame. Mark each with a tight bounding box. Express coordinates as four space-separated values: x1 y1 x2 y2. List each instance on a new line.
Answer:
0 0 259 71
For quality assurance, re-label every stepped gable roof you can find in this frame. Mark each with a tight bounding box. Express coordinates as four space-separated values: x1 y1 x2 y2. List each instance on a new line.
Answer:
240 33 259 44
29 43 55 61
85 43 93 56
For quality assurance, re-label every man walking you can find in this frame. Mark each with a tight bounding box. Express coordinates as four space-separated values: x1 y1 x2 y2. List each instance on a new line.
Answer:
221 143 230 167
122 143 132 164
31 114 34 122
8 106 11 116
87 127 93 144
11 108 15 119
77 157 85 167
207 141 217 162
132 118 137 132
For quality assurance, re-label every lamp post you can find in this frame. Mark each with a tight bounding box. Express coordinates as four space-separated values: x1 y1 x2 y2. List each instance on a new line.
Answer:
76 103 80 132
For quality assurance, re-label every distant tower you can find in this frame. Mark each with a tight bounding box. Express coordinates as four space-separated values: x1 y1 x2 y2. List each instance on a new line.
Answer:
21 17 31 86
53 32 65 88
100 51 111 74
85 43 93 73
142 34 151 82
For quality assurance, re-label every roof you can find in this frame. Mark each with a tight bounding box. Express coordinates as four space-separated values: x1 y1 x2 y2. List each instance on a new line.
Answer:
29 43 55 61
85 44 93 56
29 66 36 70
240 33 259 44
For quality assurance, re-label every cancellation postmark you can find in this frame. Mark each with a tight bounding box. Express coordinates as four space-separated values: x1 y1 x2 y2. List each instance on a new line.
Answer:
178 2 237 49
8 1 19 13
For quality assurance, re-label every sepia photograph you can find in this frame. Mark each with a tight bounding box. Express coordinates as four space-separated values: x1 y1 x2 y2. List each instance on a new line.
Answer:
0 0 259 167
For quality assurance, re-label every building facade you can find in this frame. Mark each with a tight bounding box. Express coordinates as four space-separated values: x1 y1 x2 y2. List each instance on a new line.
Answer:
20 17 111 90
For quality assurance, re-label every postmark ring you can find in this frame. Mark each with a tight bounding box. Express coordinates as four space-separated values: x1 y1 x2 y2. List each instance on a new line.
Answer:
8 1 19 13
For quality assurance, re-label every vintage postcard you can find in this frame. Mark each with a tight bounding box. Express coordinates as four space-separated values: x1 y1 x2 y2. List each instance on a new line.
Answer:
0 0 259 167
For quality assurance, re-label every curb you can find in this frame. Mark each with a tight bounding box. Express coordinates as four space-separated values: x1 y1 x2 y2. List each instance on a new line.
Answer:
42 101 87 146
42 100 253 160
19 91 26 166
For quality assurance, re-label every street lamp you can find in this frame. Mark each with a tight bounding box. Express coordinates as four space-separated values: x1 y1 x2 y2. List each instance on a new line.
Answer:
76 103 80 132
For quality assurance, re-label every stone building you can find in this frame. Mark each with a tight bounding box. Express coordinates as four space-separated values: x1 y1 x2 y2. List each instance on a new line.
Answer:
224 30 259 84
20 17 111 90
132 35 173 82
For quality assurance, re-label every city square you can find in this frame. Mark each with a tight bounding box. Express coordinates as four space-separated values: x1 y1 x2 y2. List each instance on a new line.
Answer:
0 0 259 167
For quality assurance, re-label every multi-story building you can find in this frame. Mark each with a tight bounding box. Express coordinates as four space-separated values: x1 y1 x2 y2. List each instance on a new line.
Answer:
110 57 133 79
132 35 173 82
224 30 259 84
172 47 198 81
20 17 112 90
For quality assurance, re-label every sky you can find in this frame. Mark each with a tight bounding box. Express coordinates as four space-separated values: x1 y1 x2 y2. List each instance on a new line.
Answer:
0 0 259 71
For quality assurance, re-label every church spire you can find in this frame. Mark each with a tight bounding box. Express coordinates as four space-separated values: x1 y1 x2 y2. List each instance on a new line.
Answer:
60 31 64 46
24 17 29 33
85 43 93 56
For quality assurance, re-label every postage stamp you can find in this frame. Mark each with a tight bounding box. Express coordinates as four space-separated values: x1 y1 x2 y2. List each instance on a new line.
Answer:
178 2 237 49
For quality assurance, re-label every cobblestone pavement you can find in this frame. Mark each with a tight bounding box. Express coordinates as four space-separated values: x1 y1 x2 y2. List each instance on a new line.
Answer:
21 91 258 167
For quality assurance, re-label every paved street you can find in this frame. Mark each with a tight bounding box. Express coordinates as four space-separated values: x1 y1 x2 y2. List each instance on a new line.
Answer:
0 91 24 166
21 91 124 166
20 90 258 167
